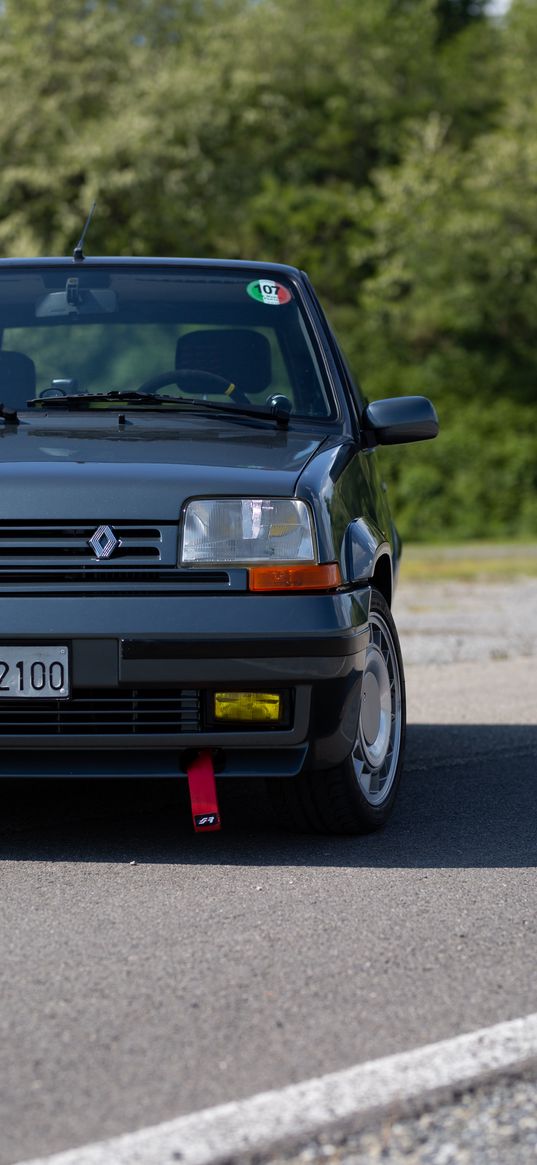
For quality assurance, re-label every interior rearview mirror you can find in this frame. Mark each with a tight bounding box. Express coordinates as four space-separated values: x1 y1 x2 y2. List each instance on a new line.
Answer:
36 279 117 318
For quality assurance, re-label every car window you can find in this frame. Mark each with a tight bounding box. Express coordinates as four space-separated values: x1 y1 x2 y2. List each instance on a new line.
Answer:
0 267 335 418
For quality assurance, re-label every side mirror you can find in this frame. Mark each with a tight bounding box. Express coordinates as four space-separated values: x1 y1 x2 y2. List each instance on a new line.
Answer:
362 396 439 446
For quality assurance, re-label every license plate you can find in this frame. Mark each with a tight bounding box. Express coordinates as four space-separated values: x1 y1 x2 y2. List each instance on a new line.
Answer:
0 647 70 698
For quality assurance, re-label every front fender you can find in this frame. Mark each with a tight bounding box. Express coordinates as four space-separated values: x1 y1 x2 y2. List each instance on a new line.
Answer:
341 516 392 589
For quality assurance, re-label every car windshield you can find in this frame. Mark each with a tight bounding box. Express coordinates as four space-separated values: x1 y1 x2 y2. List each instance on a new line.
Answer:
0 265 335 419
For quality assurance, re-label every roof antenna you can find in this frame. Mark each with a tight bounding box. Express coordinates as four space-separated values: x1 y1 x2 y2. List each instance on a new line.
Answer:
73 200 97 262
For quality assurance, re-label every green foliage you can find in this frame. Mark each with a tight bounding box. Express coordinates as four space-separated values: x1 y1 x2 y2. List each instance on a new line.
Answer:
380 400 537 542
434 0 488 41
0 0 535 540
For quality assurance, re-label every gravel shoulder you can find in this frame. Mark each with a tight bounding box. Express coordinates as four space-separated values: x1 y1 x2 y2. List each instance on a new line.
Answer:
394 577 537 666
256 1072 537 1165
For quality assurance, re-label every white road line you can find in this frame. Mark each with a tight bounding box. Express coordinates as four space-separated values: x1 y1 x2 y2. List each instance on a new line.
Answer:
15 1013 537 1165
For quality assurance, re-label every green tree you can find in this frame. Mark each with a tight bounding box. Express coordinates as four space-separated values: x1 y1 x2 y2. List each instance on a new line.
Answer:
435 0 489 40
346 0 537 538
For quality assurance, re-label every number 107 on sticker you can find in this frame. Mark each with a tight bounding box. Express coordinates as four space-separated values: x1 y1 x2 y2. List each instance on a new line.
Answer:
246 279 292 306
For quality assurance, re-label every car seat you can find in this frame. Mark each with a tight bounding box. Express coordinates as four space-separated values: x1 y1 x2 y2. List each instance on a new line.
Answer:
0 351 36 410
175 329 272 399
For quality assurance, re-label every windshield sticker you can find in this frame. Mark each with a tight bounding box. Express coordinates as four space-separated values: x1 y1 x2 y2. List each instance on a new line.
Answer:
246 279 292 306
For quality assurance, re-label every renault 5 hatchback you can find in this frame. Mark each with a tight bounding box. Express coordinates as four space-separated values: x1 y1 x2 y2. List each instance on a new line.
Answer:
0 257 438 833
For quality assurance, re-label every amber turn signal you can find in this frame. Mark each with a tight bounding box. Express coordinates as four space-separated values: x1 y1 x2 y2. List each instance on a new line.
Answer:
248 562 341 592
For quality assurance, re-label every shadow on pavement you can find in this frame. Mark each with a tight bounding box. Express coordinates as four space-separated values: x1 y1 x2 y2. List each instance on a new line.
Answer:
1 723 536 868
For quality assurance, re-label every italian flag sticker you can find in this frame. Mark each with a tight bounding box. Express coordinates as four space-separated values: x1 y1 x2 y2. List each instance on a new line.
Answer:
247 279 292 306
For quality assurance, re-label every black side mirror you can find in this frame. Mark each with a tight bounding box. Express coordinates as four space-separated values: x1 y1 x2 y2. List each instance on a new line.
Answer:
362 396 439 446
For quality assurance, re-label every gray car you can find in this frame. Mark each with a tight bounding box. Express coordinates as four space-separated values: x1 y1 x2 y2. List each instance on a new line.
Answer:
0 256 438 833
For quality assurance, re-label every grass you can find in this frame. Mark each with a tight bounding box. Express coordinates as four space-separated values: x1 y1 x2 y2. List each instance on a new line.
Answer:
399 542 537 582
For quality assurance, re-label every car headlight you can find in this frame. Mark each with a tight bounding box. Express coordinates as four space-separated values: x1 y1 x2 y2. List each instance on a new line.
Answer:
181 498 316 564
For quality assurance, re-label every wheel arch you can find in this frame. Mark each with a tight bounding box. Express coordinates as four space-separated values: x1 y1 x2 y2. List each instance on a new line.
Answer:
370 553 393 608
341 517 393 606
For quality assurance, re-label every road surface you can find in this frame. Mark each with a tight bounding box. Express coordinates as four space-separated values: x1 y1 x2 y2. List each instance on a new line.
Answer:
1 579 535 1165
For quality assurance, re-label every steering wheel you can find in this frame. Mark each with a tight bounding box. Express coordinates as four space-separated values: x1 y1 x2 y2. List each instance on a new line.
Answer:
136 368 251 404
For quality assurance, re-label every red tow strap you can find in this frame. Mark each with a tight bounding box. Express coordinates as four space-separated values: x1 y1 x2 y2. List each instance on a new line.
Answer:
186 750 221 833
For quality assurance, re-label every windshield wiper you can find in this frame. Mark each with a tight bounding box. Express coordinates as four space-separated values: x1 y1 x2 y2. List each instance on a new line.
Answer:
153 395 292 429
28 391 172 409
27 392 291 428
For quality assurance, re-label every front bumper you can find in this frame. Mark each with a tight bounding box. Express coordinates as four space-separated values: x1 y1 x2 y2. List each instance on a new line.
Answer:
0 589 370 778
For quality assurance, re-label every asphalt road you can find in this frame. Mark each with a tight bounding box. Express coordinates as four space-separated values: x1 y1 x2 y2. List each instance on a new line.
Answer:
1 581 536 1165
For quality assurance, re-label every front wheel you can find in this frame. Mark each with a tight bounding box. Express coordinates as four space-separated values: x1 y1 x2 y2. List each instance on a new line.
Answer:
268 588 406 834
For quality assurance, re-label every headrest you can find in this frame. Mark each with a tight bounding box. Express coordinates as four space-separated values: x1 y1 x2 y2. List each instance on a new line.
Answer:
175 329 272 395
0 351 36 408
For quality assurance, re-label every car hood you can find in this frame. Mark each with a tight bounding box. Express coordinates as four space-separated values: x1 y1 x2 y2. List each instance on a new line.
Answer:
0 412 327 519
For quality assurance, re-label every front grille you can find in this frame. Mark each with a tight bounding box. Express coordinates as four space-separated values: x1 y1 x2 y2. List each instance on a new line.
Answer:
0 522 165 565
0 568 236 596
0 522 246 594
0 688 201 735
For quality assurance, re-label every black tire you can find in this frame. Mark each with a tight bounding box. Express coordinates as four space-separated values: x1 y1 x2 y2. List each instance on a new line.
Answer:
268 588 406 835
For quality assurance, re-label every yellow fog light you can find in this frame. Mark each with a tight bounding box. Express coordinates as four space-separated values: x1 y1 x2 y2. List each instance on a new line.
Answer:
214 692 282 722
